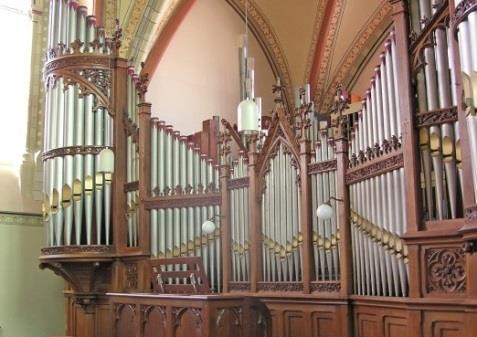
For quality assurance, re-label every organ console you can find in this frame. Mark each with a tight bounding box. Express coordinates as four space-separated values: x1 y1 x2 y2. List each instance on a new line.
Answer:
38 0 477 336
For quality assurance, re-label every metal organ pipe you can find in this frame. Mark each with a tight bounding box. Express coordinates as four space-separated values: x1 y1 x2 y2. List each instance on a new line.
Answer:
455 0 477 202
413 0 463 220
348 32 408 296
148 123 222 292
43 1 114 248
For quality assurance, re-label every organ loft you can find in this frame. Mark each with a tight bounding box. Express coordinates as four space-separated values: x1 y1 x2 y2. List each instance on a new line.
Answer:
2 0 477 336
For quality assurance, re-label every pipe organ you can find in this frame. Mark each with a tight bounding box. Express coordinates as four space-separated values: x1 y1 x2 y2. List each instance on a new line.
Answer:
149 121 222 291
38 1 477 337
410 0 463 220
310 124 340 282
228 151 251 283
454 0 477 204
261 143 302 283
43 0 114 247
348 32 408 296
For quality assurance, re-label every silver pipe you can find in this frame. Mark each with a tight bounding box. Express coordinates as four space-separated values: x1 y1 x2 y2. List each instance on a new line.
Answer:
55 77 65 246
63 82 75 245
151 121 158 255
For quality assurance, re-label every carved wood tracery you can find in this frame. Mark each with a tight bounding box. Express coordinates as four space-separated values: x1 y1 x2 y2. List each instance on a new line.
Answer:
44 54 113 112
425 247 466 294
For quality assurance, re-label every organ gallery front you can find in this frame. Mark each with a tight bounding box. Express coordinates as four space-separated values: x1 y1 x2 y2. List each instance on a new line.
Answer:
37 0 477 336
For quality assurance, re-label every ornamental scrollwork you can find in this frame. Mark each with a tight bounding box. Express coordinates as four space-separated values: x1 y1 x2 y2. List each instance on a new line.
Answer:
415 107 458 128
228 282 251 291
454 0 477 30
346 153 403 185
310 282 341 292
426 247 466 294
125 263 138 290
256 282 304 292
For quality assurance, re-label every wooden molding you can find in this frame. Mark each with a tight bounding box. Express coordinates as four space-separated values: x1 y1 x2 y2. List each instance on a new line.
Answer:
346 152 403 185
144 192 221 209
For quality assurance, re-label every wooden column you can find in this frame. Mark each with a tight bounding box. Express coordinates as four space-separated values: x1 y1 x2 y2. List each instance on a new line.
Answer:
390 0 422 298
248 135 262 292
138 102 152 255
447 0 477 298
220 164 232 292
111 58 128 254
299 137 314 293
390 0 422 233
335 137 352 297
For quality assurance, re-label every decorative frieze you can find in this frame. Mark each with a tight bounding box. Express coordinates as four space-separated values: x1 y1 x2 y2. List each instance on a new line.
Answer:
42 145 112 161
257 282 304 292
228 177 250 190
308 159 337 174
310 282 341 292
415 107 458 128
346 152 403 185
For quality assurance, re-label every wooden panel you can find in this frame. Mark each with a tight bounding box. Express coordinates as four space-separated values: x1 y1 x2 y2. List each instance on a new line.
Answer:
74 305 95 337
432 322 463 337
423 312 464 337
95 304 112 337
143 306 167 337
356 313 378 337
384 316 407 337
283 311 306 337
214 306 243 337
311 312 334 337
115 305 136 337
173 308 202 337
270 310 281 337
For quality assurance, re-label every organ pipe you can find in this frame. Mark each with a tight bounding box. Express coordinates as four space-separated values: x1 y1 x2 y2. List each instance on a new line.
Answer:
43 0 114 247
348 32 408 296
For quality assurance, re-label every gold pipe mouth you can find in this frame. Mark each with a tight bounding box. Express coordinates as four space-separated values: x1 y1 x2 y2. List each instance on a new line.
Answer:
84 176 94 193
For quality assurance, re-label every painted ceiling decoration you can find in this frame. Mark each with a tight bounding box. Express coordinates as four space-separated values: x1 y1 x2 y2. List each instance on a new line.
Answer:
318 1 392 112
106 0 389 114
309 0 345 112
303 0 328 86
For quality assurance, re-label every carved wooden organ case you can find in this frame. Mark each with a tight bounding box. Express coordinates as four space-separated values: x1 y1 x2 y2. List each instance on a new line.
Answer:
38 0 477 337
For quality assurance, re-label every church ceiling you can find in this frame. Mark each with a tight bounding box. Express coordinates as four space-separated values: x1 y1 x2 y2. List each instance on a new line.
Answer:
112 0 390 110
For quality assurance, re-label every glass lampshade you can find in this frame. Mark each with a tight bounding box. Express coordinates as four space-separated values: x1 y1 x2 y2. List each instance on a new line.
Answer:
316 203 333 220
237 98 260 134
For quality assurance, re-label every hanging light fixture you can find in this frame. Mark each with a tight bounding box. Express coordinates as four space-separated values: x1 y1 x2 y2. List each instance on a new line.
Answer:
237 0 261 134
316 196 344 220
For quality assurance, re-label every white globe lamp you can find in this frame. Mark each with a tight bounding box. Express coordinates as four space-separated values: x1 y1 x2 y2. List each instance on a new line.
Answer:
316 203 333 220
202 219 216 234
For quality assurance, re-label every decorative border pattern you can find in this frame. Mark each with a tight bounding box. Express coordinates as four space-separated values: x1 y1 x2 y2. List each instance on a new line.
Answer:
310 281 341 292
415 107 458 128
454 0 477 29
42 145 112 161
41 245 114 255
0 212 42 227
308 159 337 174
346 152 403 185
303 0 328 84
228 282 251 291
228 177 250 190
257 282 304 292
120 0 149 58
144 192 222 209
312 0 345 108
317 2 392 111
